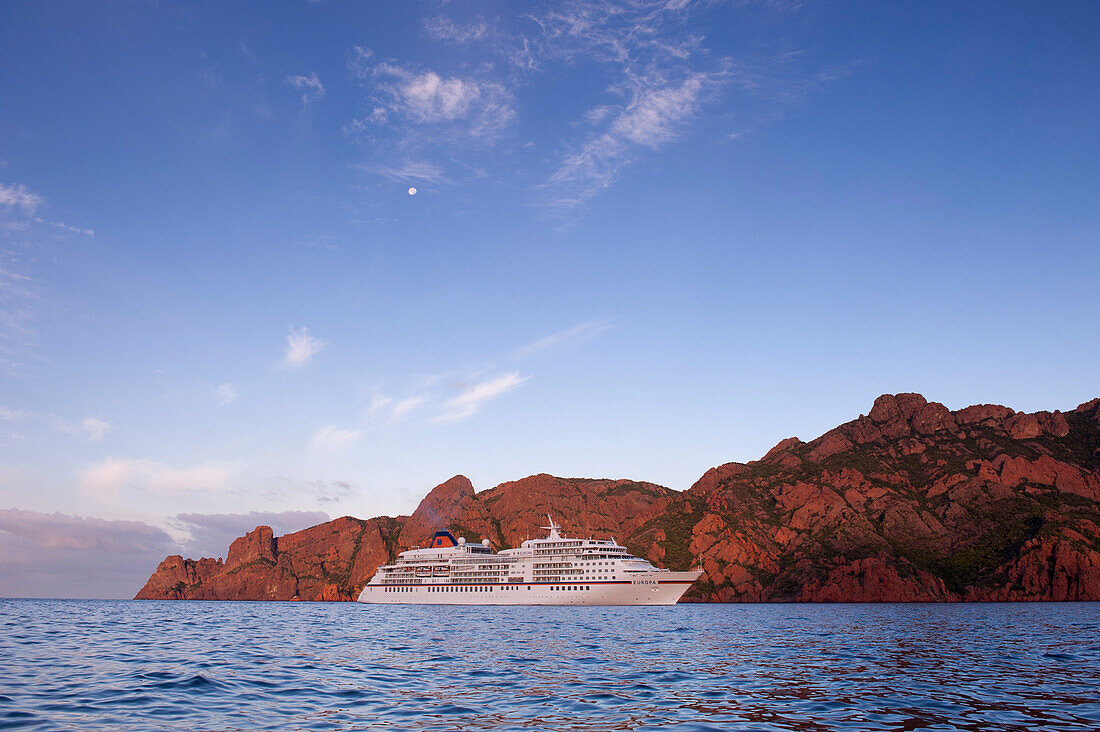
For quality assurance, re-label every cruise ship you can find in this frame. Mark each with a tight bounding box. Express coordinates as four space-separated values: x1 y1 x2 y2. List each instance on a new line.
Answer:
357 518 702 605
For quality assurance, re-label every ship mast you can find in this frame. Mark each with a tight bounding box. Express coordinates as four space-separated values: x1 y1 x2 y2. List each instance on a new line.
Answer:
540 514 563 540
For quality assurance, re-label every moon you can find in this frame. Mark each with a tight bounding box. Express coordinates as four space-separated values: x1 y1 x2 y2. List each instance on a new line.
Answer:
408 187 417 196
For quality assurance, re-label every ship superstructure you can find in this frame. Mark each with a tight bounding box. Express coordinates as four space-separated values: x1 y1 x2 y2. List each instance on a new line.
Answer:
356 518 702 605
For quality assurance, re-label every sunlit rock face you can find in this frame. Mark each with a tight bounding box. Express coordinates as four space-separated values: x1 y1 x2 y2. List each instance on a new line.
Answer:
678 395 1100 602
136 395 1100 602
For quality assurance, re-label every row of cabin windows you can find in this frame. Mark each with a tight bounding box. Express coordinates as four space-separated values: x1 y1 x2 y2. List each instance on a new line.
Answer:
384 585 529 593
382 584 595 593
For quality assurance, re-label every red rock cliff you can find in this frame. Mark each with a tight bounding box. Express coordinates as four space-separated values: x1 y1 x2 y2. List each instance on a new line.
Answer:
136 394 1100 602
678 394 1100 601
135 516 403 601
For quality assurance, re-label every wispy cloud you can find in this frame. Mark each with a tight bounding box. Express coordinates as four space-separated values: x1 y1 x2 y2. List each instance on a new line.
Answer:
58 416 111 442
434 371 531 423
347 45 516 187
280 326 326 370
0 407 110 442
1 253 41 375
32 217 94 237
353 319 608 429
310 424 361 452
392 394 431 418
78 457 233 499
214 382 239 404
519 0 731 209
392 1 848 212
423 16 493 44
248 476 356 506
517 318 615 357
0 406 32 421
365 393 393 417
303 479 355 504
357 368 532 429
613 74 710 147
0 183 44 214
287 72 325 106
1 182 96 374
379 65 483 122
1 183 94 234
546 71 721 207
355 160 446 184
351 57 515 137
347 45 375 77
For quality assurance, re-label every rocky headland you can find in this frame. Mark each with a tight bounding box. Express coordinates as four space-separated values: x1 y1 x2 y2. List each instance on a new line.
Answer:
136 394 1100 602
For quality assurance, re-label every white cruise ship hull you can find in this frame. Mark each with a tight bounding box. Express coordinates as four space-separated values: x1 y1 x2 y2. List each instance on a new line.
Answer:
356 570 702 606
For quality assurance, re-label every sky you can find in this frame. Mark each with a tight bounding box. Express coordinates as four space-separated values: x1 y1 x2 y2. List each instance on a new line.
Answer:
1 1 1098 598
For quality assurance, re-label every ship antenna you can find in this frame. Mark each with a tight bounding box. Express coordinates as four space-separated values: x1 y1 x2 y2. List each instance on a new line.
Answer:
540 514 562 539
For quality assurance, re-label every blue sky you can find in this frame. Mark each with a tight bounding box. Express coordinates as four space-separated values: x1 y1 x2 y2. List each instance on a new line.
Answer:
1 1 1098 596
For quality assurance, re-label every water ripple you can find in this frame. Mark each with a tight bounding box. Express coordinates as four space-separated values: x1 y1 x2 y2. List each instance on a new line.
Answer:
0 601 1098 730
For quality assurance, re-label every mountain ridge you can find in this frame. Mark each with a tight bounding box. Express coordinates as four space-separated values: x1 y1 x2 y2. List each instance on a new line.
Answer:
135 393 1100 602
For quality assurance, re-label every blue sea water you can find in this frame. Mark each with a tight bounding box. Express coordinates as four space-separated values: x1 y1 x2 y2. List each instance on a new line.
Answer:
0 600 1098 731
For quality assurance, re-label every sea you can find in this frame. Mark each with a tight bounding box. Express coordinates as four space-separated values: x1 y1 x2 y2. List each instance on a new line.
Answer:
1 600 1098 731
